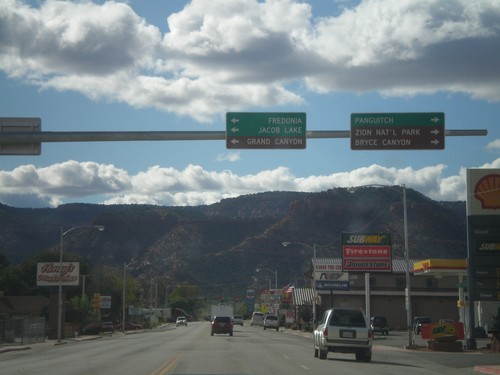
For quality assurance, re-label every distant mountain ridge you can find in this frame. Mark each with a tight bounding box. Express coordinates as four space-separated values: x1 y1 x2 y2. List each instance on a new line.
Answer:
0 187 467 297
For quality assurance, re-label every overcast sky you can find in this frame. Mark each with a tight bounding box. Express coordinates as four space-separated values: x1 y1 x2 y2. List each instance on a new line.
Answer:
1 0 499 208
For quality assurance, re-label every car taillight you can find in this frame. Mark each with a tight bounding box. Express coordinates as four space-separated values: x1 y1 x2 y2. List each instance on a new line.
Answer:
323 327 328 337
368 330 372 339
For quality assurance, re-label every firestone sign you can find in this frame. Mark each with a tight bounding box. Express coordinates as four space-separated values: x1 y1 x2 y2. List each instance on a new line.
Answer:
36 262 80 286
341 233 392 272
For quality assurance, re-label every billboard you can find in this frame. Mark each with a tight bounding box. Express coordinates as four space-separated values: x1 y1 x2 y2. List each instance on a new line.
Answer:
36 262 80 286
341 233 392 272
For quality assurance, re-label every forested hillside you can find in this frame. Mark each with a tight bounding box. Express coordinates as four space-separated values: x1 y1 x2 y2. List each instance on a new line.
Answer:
0 187 467 300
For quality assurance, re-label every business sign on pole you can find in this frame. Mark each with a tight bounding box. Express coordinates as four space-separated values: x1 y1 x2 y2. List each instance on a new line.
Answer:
467 169 500 302
313 260 349 290
36 262 80 286
226 112 306 149
350 112 444 150
100 296 112 309
341 233 392 272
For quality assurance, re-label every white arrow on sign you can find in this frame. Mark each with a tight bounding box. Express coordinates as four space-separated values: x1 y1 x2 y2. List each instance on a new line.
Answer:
230 138 239 145
430 129 440 135
230 127 239 133
430 117 440 123
431 139 440 145
230 118 239 124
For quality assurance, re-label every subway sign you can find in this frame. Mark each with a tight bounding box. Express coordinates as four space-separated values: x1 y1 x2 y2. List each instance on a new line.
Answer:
341 233 392 272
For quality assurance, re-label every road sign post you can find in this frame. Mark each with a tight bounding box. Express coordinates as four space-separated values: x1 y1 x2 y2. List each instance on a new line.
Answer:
350 112 445 150
226 112 306 149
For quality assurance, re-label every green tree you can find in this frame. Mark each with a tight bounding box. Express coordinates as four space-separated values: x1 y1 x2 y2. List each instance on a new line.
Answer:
87 265 140 322
169 284 201 318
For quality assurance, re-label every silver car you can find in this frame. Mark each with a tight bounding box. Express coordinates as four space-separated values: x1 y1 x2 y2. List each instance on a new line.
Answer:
263 314 279 331
313 308 372 362
176 316 187 327
232 315 244 326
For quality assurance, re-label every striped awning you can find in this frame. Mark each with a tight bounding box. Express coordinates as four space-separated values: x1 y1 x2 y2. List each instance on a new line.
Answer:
292 288 315 306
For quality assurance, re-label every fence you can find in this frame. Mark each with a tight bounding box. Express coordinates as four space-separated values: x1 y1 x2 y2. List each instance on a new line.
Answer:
0 316 46 345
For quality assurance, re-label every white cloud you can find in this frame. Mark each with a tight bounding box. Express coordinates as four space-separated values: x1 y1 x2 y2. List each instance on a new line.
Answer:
1 159 498 208
487 139 500 150
216 152 241 162
1 0 499 122
0 161 131 206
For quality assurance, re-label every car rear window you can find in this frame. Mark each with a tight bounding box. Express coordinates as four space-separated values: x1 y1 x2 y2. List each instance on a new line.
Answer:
214 316 231 323
266 315 277 320
329 310 366 327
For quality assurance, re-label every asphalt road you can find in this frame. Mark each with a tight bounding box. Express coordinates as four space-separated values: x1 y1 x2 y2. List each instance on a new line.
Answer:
1 323 499 375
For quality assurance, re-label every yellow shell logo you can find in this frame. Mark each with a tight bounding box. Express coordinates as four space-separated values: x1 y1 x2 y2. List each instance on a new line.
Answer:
474 174 500 209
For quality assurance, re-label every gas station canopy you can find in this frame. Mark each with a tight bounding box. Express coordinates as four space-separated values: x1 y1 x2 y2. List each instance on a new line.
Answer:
413 259 467 277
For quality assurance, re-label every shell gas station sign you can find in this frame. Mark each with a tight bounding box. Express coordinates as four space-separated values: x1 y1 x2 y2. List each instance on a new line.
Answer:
466 169 500 302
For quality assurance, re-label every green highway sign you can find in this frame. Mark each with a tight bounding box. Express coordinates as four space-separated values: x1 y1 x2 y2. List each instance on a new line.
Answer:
226 112 306 149
350 112 445 150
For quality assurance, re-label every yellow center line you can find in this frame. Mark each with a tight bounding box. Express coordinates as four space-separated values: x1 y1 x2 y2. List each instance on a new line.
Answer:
151 354 181 375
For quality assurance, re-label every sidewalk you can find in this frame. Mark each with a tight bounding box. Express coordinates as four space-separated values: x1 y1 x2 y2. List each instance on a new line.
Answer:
0 335 102 354
0 326 152 355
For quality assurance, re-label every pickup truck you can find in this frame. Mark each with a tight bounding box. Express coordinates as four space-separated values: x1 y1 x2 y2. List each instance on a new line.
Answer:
313 308 372 362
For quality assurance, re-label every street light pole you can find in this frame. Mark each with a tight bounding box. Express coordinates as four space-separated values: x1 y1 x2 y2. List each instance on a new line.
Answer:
349 184 414 348
274 269 278 291
57 225 104 343
313 244 317 323
402 185 414 348
122 262 127 334
123 260 150 333
282 241 318 323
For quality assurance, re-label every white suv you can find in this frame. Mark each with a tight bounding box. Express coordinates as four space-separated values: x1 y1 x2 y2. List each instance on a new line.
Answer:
263 314 279 331
313 308 372 362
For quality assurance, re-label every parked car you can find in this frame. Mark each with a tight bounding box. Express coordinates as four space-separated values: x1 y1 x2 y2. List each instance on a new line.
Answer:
250 311 264 326
263 314 279 331
232 315 244 326
313 308 372 362
176 316 187 327
101 321 114 333
211 316 233 336
114 321 143 331
413 316 432 334
370 316 389 335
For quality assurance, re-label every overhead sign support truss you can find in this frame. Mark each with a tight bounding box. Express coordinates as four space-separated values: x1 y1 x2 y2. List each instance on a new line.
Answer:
0 117 487 155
